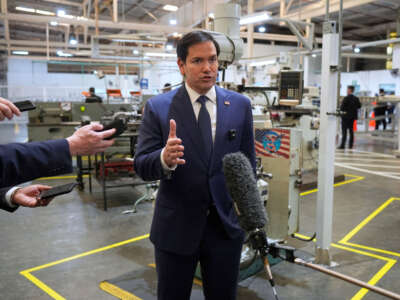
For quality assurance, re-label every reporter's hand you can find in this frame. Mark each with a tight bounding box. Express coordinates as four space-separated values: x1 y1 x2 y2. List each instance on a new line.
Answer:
162 119 185 168
12 185 53 207
66 123 116 155
0 97 21 121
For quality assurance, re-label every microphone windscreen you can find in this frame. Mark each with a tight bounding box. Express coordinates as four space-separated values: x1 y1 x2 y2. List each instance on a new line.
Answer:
223 152 267 232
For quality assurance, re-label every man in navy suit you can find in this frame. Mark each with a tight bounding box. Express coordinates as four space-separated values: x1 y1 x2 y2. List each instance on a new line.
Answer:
134 31 255 300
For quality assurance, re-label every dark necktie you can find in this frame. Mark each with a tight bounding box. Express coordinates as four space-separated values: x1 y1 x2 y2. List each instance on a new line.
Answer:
197 95 213 164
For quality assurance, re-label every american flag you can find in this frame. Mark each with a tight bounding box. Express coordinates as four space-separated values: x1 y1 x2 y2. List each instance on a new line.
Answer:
255 129 290 159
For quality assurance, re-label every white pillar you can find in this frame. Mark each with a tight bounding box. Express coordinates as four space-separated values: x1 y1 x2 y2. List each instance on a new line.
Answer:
315 22 339 265
395 103 400 157
303 55 310 86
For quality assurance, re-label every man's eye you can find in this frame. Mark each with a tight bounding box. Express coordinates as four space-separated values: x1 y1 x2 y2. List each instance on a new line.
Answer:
209 57 217 63
192 59 201 64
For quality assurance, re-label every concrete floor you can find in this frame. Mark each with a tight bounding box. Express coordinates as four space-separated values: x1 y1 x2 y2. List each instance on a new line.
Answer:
1 124 400 300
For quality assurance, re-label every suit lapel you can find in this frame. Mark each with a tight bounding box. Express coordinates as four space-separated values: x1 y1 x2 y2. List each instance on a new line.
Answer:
210 86 229 171
167 86 209 169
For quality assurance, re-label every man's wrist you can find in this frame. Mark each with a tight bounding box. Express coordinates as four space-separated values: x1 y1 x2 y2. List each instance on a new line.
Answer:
160 148 177 171
66 136 77 156
6 187 21 208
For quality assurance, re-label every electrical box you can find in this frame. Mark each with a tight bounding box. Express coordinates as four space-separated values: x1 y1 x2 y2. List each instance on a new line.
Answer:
278 70 303 106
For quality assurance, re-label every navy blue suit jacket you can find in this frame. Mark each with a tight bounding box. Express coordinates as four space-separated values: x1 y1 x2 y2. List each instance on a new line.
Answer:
134 85 256 255
0 139 73 188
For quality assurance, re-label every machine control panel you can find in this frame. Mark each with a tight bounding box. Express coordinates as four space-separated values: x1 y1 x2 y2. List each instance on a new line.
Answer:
278 71 304 106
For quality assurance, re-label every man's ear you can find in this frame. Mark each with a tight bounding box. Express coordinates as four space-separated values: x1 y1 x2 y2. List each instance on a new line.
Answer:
177 58 185 76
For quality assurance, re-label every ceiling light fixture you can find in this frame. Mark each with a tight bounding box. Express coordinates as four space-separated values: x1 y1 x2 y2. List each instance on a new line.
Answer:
354 47 360 53
50 21 58 26
12 50 29 55
311 53 317 58
258 26 266 33
166 44 173 51
240 12 271 25
36 9 55 16
133 50 139 55
249 60 275 67
145 52 177 57
169 19 177 25
15 7 35 13
208 13 215 19
163 4 178 12
57 50 73 57
57 9 66 16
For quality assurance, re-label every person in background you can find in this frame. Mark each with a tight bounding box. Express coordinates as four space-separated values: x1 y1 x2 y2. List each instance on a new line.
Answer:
85 87 103 103
374 89 387 130
339 85 361 149
162 83 172 93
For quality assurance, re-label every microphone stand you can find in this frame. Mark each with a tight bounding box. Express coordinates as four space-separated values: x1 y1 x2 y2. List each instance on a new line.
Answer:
249 228 279 300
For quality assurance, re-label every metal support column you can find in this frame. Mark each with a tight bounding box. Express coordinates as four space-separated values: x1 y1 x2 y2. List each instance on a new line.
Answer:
247 0 254 85
315 21 339 266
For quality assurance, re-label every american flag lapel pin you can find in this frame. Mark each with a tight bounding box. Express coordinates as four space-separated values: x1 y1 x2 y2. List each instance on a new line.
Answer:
224 101 230 106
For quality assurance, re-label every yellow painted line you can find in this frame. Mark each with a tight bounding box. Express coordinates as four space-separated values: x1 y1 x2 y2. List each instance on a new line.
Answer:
292 233 396 300
339 197 400 258
340 197 398 244
20 271 66 300
99 281 142 300
148 263 203 287
332 243 397 300
35 175 89 181
20 234 149 299
300 174 364 196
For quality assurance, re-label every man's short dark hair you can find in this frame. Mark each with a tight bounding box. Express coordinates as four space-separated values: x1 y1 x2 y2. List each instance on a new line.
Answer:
177 31 220 62
347 85 355 92
379 88 385 94
89 87 95 93
164 83 171 88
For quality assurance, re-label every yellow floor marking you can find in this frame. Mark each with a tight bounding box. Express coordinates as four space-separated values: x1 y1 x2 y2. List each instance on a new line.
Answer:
300 174 364 196
35 175 88 181
292 233 396 300
339 197 400 258
99 282 142 300
20 234 149 299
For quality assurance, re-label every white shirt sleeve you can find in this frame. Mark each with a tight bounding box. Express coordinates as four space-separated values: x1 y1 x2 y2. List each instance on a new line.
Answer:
160 147 178 171
5 186 20 208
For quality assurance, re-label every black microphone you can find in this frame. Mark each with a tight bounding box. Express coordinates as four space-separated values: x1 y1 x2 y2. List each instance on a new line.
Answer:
223 152 279 300
222 152 267 232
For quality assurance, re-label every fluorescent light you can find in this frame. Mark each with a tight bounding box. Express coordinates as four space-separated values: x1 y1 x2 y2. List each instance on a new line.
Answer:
57 50 73 57
169 19 177 25
258 26 266 33
69 38 78 45
208 13 215 19
249 60 275 67
133 50 139 55
36 9 55 16
77 16 88 21
354 47 360 53
166 44 173 51
12 50 29 55
16 6 35 13
50 21 58 26
145 52 177 57
57 9 66 16
240 12 271 25
311 53 317 58
163 4 178 12
62 14 75 19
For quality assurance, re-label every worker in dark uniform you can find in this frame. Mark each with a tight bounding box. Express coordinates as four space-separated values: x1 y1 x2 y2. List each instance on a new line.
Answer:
374 89 387 130
339 85 361 149
85 87 103 103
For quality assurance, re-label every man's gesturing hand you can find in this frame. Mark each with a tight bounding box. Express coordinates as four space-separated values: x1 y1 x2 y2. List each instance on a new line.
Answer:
0 97 21 121
12 185 53 207
162 119 185 168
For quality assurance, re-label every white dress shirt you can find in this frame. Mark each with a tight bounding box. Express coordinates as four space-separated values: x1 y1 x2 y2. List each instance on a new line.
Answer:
160 82 217 170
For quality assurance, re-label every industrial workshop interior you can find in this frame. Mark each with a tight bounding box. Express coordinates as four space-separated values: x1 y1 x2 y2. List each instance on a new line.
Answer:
2 0 400 299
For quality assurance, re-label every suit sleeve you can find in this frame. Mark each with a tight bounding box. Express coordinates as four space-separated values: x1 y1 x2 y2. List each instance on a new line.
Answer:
134 100 166 181
0 139 73 188
0 187 18 213
240 100 256 173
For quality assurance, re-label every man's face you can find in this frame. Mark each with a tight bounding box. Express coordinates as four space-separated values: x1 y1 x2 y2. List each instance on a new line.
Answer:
178 41 218 95
347 88 352 95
